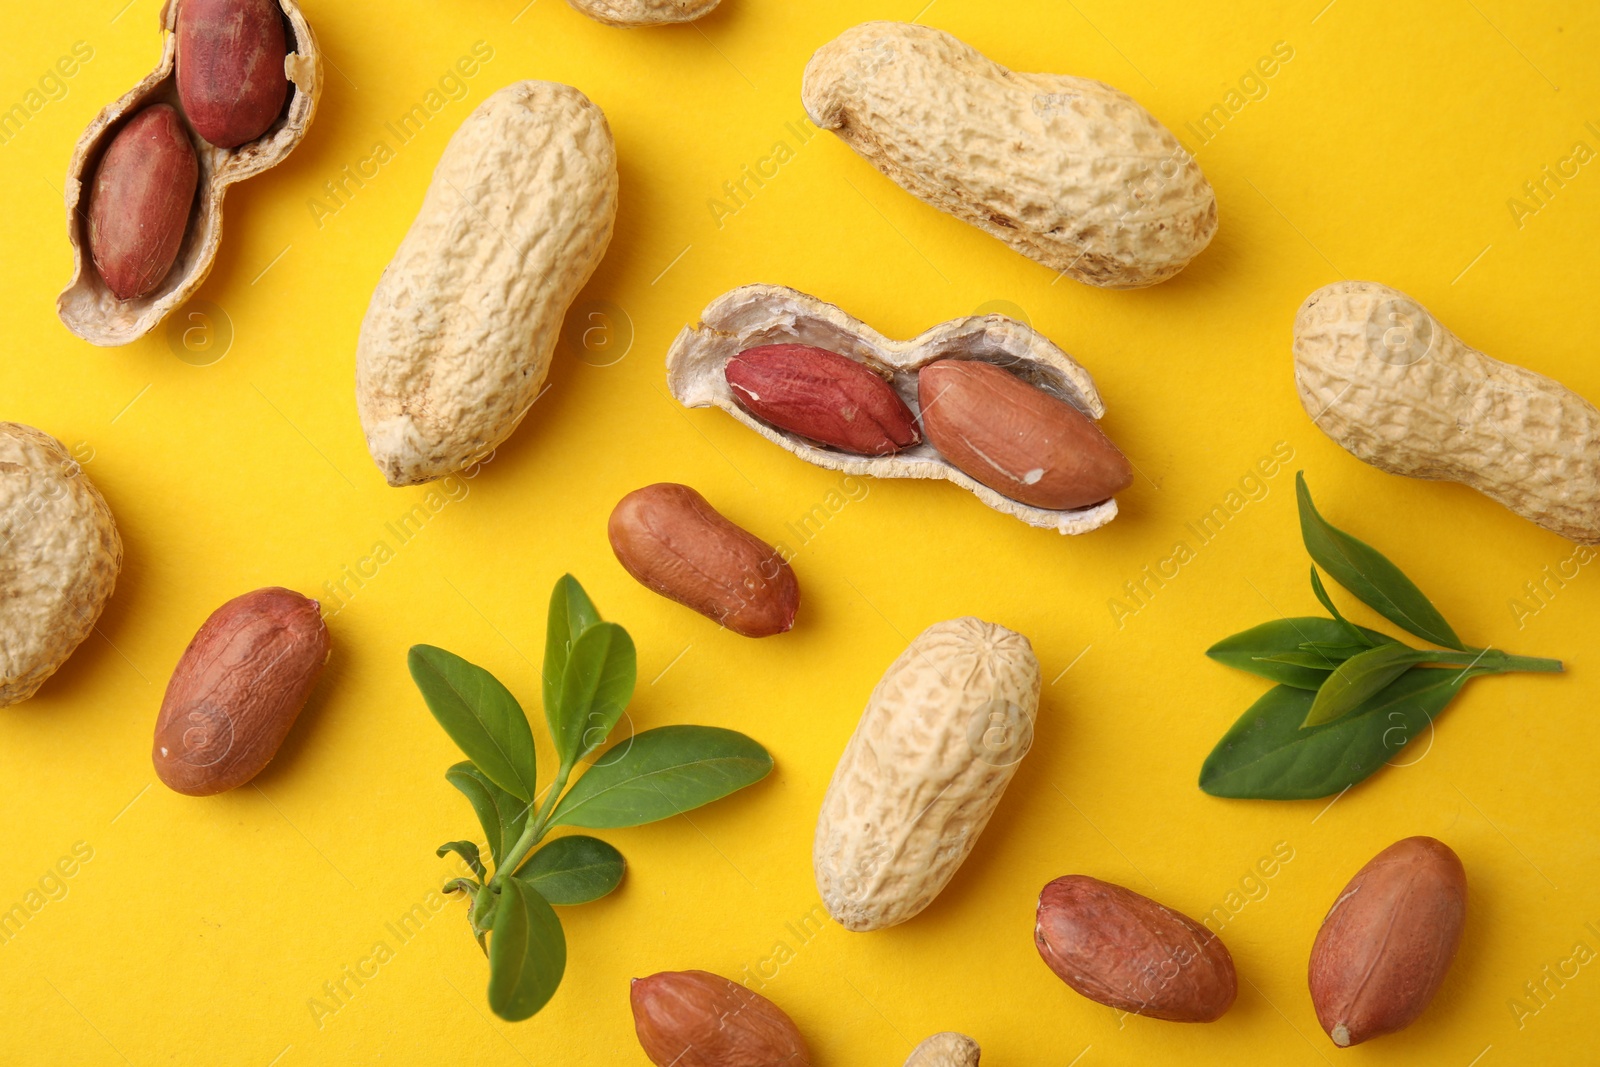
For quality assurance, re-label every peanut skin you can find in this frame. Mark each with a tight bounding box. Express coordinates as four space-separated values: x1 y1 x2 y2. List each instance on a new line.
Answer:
153 587 330 796
1308 836 1467 1047
609 483 799 638
919 359 1132 510
630 970 810 1066
87 105 198 301
1035 875 1237 1022
176 0 291 148
726 344 921 455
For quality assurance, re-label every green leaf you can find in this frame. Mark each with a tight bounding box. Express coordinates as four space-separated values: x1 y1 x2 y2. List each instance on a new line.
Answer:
410 646 540 802
487 879 566 1021
437 840 487 881
445 762 532 869
515 835 625 905
544 575 602 723
1207 618 1395 690
1199 668 1481 799
1310 566 1376 648
1303 644 1432 727
1297 473 1465 650
443 877 479 896
551 726 773 830
552 622 637 769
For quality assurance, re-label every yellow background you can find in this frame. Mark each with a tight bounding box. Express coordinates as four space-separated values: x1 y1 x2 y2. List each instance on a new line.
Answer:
4 0 1598 1063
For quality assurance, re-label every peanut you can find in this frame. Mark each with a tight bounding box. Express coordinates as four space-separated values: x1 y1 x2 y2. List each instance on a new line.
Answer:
919 359 1133 510
610 483 799 637
86 105 199 301
802 22 1216 288
1295 280 1600 542
630 970 810 1066
814 618 1040 931
153 587 330 796
904 1033 980 1067
726 343 921 455
176 0 290 148
1035 875 1237 1022
58 0 321 345
567 0 720 27
1308 836 1466 1047
667 284 1127 534
0 424 122 707
356 82 618 486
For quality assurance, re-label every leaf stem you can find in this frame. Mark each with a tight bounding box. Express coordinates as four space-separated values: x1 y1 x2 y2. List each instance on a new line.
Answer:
491 762 573 889
1429 648 1564 674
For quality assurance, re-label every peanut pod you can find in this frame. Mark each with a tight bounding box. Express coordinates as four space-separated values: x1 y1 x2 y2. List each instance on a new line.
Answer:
666 284 1124 534
58 0 322 346
905 1033 980 1067
356 81 618 486
814 617 1041 931
1294 280 1600 543
567 0 720 27
0 424 123 707
802 22 1216 288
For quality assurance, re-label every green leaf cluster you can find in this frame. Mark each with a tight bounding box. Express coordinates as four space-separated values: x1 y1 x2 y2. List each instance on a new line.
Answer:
410 575 773 1020
1200 474 1563 800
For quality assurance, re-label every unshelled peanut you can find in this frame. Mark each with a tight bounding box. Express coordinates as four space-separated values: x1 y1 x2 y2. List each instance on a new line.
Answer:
0 424 123 707
1295 281 1600 542
815 617 1040 930
802 22 1216 288
904 1033 980 1067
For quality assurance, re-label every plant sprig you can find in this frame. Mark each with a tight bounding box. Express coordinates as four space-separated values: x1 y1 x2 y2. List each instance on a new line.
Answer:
1199 473 1563 800
411 575 773 1020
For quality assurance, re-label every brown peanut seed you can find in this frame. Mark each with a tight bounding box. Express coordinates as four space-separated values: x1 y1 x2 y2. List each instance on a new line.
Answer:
726 344 921 455
609 483 799 638
918 359 1132 510
176 0 291 148
1308 836 1467 1047
87 104 198 301
1035 875 1237 1022
630 970 811 1067
153 587 330 796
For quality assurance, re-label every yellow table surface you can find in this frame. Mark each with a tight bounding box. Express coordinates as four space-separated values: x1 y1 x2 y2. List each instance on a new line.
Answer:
4 0 1598 1063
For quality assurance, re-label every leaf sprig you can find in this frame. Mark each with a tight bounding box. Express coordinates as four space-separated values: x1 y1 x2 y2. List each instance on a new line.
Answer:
411 575 773 1020
1199 474 1563 800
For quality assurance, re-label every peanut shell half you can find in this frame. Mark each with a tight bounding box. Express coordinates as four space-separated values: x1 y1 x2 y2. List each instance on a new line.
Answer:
666 284 1121 535
57 0 321 346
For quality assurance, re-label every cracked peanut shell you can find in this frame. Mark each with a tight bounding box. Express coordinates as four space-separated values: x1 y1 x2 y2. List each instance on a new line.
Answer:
814 617 1040 931
1294 281 1600 543
58 0 322 346
356 81 618 486
666 284 1122 534
801 22 1216 288
0 424 122 706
